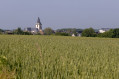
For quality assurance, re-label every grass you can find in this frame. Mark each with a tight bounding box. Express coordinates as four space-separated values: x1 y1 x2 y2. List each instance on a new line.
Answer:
0 35 119 79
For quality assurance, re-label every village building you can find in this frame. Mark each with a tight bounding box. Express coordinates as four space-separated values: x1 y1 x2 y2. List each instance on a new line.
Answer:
4 30 13 34
99 28 111 33
77 33 81 37
72 34 76 37
25 17 44 34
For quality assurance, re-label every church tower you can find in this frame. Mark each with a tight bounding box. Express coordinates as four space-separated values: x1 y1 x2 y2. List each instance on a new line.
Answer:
36 17 43 34
36 17 42 31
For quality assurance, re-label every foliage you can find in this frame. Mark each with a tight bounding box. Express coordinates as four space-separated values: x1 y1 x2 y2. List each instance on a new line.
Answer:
111 28 119 38
13 28 32 35
56 28 82 36
0 29 3 34
55 32 69 36
56 28 83 34
0 35 119 79
0 55 16 79
97 30 113 38
56 28 83 36
13 28 23 35
98 29 119 38
81 28 97 37
44 27 54 35
0 56 8 69
22 32 32 35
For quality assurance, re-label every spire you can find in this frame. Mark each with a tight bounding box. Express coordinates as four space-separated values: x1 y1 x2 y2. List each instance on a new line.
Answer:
37 17 42 25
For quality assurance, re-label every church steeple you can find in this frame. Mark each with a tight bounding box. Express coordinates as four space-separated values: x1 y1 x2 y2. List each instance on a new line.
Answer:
36 17 44 34
37 17 42 25
36 17 42 30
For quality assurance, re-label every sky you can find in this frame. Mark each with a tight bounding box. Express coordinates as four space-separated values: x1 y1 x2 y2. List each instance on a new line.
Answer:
0 0 119 30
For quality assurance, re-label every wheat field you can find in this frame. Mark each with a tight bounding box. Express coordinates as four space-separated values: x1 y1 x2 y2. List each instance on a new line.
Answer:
0 35 119 79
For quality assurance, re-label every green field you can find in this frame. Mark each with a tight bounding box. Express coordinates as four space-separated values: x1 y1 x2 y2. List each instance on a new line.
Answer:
0 35 119 79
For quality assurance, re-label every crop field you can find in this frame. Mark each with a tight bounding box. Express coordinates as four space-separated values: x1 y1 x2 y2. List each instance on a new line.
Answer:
0 35 119 79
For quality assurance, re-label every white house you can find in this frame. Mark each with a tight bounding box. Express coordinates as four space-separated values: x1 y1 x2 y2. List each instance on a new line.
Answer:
99 29 106 33
99 28 111 33
72 34 76 37
78 33 81 37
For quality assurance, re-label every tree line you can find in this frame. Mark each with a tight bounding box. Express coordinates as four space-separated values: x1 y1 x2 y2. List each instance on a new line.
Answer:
1 27 119 38
82 28 119 38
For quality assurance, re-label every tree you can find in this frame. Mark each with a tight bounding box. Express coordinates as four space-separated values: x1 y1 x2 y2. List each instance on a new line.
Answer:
13 27 23 35
81 28 96 37
44 27 54 35
98 29 113 38
111 29 119 38
55 32 69 36
0 29 3 34
97 29 119 38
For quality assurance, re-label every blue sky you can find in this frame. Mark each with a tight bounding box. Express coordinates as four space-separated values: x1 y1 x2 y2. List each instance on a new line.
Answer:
0 0 119 30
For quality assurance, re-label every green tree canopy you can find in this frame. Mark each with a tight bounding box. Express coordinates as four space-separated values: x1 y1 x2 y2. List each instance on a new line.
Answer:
0 29 3 34
98 29 119 38
13 27 23 35
44 27 54 35
98 29 113 38
81 28 96 37
111 29 119 38
55 32 69 36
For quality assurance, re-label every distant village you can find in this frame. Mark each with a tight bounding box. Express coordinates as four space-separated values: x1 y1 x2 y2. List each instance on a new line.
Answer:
0 17 119 38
